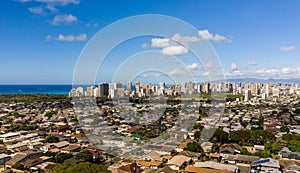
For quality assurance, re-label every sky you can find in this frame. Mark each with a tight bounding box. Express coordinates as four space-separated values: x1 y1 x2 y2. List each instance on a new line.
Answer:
0 0 300 84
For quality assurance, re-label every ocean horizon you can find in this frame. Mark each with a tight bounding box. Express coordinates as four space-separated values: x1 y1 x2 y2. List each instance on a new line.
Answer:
0 84 72 95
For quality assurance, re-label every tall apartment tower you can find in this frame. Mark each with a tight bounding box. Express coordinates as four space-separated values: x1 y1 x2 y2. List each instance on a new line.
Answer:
98 83 109 97
127 81 132 92
244 89 251 101
158 82 165 90
135 81 140 93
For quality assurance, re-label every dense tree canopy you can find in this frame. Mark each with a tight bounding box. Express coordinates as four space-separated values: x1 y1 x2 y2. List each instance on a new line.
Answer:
230 129 274 145
46 135 59 143
186 141 202 152
288 140 300 152
280 126 290 133
212 128 229 143
53 162 111 173
265 143 282 154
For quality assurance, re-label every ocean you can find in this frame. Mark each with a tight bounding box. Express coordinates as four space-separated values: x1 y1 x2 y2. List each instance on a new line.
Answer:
0 85 72 95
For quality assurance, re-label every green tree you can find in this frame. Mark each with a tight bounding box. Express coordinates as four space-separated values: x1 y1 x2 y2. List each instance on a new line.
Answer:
253 150 272 158
211 143 219 153
186 142 202 152
288 140 300 152
282 134 300 142
265 143 282 154
55 153 73 163
250 130 274 144
53 162 111 173
240 147 252 156
280 126 290 133
76 151 94 163
46 135 59 143
213 128 228 143
12 162 25 170
230 130 250 142
194 130 202 141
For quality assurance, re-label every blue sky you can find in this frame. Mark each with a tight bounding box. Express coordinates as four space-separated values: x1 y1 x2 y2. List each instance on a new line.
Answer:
0 0 300 84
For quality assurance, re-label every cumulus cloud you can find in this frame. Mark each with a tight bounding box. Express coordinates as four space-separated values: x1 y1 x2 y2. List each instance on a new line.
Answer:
225 70 244 77
161 45 188 56
280 46 295 51
231 63 238 71
186 63 200 70
51 14 78 25
16 0 79 6
168 68 187 76
142 73 161 78
247 61 257 65
85 21 99 28
198 29 231 42
141 43 149 49
151 38 170 48
150 33 201 56
253 67 300 78
18 0 79 15
171 33 199 45
28 6 45 15
46 33 87 41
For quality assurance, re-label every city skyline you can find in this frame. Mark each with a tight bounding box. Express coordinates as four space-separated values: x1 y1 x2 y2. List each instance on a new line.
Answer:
1 0 300 84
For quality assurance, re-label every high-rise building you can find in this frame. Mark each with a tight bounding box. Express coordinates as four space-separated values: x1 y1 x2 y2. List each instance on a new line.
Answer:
158 82 165 90
203 83 210 93
98 83 109 97
135 81 140 93
76 87 84 97
244 89 251 101
86 86 94 97
127 81 132 92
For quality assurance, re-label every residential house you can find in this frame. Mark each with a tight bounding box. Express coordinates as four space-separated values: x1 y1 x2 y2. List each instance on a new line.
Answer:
167 155 191 170
0 154 11 165
251 158 281 173
201 142 213 153
222 154 260 165
178 150 201 161
185 165 234 173
219 143 240 154
154 165 177 173
60 144 81 153
136 160 162 170
108 162 141 173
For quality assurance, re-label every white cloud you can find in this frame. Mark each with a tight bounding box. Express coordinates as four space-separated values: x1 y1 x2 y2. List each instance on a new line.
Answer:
168 68 187 76
15 0 31 2
231 63 238 71
141 43 149 49
161 45 188 56
85 21 99 28
151 38 170 48
171 33 199 44
198 29 231 42
17 0 79 6
46 33 87 41
247 61 257 65
204 62 213 69
51 14 78 25
253 68 300 78
45 35 52 41
28 6 45 15
46 4 58 12
141 73 161 78
254 68 280 77
225 70 244 77
280 46 295 51
186 63 200 70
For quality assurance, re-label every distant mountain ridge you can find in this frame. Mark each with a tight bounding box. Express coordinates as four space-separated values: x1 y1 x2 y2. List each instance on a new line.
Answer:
225 78 300 84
